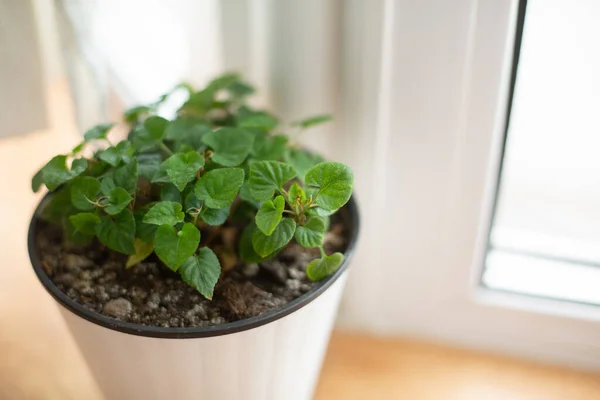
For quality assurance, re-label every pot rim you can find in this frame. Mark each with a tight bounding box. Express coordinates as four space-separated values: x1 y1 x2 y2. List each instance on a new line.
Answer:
28 194 359 339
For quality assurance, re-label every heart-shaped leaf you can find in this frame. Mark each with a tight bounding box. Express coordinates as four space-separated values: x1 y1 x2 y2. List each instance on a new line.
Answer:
84 123 115 141
194 168 244 209
70 176 101 210
133 208 157 243
63 218 93 245
36 155 88 191
69 213 100 235
137 153 162 180
239 223 271 263
252 134 287 161
126 239 154 268
104 187 133 215
160 151 205 191
283 148 324 181
123 105 152 124
200 206 230 226
113 159 138 194
238 114 277 131
96 209 136 255
133 116 168 150
154 223 200 271
143 201 185 226
252 218 296 257
306 252 344 281
305 162 353 211
255 195 285 236
99 140 134 166
160 183 182 202
247 161 296 201
202 128 254 166
165 119 210 150
179 247 221 299
295 216 326 248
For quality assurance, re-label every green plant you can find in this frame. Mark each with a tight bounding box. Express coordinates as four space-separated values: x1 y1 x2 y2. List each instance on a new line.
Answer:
32 73 353 299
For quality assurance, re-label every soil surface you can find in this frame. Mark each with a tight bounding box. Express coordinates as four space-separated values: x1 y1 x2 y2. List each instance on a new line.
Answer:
34 214 349 328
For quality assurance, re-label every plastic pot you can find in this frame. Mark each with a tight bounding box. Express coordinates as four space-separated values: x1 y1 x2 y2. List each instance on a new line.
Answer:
28 196 359 400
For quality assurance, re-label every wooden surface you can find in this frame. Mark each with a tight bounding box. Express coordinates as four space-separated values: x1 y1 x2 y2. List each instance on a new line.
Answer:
315 331 600 400
1 81 599 399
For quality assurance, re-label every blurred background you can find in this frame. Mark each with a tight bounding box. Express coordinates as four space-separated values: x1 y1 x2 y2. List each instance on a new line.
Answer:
1 0 600 398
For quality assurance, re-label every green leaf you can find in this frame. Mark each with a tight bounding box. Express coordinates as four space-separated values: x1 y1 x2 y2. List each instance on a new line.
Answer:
252 134 287 161
305 162 353 211
161 183 182 202
63 217 93 245
202 128 255 166
307 206 336 217
194 168 244 209
113 159 138 194
252 218 296 257
288 182 306 204
124 105 152 124
228 81 255 98
284 148 325 181
247 161 296 201
31 168 44 192
180 90 214 115
39 187 75 223
239 114 277 131
255 195 285 236
70 176 101 211
96 209 136 255
99 140 133 166
184 190 201 211
165 119 210 150
132 116 168 150
295 217 326 248
143 201 185 226
84 123 115 141
154 223 200 271
126 239 154 268
104 187 133 215
292 114 332 129
71 141 86 155
69 213 101 235
160 151 205 191
200 206 230 226
179 247 221 299
306 252 344 281
38 156 88 191
87 160 110 177
134 208 157 243
100 175 116 196
239 223 269 263
206 73 241 91
137 153 162 180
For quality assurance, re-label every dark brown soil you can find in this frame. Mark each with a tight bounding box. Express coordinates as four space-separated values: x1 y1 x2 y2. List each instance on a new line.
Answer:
34 215 349 328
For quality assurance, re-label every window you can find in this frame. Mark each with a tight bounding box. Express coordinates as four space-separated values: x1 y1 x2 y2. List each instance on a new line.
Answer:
483 0 600 305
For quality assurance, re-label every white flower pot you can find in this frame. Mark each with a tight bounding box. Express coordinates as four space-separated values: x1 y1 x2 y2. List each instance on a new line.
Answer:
29 197 359 400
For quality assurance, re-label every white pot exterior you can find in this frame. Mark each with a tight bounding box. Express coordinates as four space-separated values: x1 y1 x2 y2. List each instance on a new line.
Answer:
59 272 347 400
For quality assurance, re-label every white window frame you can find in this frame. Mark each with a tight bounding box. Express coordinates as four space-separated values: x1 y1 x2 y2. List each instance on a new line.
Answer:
335 0 600 371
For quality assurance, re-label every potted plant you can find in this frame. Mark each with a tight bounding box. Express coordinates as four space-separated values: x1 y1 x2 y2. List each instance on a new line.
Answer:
28 74 358 400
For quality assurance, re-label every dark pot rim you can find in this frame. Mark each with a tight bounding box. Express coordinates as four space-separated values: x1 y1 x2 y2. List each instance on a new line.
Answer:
28 194 360 339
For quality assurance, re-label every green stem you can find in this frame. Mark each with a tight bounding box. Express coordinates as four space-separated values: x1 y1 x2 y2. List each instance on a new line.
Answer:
160 142 174 156
319 246 327 258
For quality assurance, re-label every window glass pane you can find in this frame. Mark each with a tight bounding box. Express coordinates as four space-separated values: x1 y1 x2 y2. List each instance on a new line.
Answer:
483 0 600 304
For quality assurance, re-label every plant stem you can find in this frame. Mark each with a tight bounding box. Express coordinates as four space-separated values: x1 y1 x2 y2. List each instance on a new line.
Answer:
160 142 174 156
319 246 327 258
